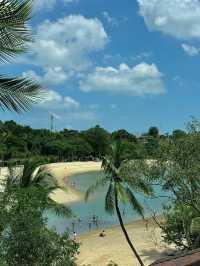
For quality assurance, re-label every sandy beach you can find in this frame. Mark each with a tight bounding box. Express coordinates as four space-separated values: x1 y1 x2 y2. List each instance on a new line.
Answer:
77 218 169 266
44 162 169 266
1 162 169 266
45 161 102 204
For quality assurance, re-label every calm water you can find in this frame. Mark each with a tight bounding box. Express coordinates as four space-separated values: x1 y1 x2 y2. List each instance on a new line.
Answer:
47 171 169 234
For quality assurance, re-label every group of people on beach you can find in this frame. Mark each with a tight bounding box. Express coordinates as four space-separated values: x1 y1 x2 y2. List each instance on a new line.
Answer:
71 214 106 240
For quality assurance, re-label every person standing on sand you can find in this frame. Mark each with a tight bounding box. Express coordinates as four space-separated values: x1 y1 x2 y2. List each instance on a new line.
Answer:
72 222 75 232
73 231 77 241
88 221 92 230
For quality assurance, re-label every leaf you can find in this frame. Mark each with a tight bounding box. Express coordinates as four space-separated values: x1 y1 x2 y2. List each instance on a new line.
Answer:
116 182 128 204
190 217 200 234
125 187 144 218
0 0 32 62
47 198 72 217
0 76 43 113
105 182 115 214
85 175 108 202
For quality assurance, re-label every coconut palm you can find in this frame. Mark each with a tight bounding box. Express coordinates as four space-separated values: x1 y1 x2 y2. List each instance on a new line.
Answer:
0 0 42 113
5 158 72 217
86 141 153 266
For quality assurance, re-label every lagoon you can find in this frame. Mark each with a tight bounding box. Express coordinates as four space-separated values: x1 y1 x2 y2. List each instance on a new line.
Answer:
47 171 169 234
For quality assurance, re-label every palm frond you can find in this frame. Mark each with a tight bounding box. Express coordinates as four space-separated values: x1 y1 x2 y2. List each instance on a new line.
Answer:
85 175 108 202
47 198 72 217
0 76 43 112
116 182 129 204
105 182 115 214
102 156 118 177
5 162 22 188
32 168 57 189
0 0 33 62
127 178 153 196
120 160 153 196
125 187 144 218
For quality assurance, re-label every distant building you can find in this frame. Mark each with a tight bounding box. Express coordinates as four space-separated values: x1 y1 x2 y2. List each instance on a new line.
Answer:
149 249 200 266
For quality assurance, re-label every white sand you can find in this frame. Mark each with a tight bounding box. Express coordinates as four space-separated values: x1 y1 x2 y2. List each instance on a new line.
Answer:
45 161 102 204
77 219 170 266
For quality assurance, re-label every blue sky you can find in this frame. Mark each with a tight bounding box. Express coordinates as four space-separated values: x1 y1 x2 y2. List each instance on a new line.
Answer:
1 0 200 134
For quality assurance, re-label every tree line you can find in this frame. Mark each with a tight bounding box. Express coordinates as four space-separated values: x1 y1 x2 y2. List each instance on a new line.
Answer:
0 120 187 163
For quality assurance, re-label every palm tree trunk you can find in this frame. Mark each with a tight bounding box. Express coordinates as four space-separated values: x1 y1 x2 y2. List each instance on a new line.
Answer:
114 189 144 266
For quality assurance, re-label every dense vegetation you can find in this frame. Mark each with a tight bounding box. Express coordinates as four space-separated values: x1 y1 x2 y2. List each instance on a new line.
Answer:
0 120 183 163
3 120 200 265
0 167 79 266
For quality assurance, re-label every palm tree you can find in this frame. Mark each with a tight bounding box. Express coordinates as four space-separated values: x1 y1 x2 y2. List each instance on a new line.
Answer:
0 0 42 113
86 141 153 266
5 158 72 217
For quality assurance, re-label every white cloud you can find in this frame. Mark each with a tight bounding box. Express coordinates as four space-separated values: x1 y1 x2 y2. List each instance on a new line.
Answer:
30 15 108 72
80 62 165 96
34 90 97 123
64 96 80 108
102 12 118 27
23 68 72 85
43 67 73 85
39 90 79 110
34 0 78 10
137 0 200 39
182 43 200 56
34 0 56 10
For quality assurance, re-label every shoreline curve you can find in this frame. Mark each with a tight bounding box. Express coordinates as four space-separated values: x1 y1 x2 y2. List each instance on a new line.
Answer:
45 161 102 205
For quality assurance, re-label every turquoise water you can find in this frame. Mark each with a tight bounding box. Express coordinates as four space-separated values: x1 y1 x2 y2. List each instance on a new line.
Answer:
47 171 169 234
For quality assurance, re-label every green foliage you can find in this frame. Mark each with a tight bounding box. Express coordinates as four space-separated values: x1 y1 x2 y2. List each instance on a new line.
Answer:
0 187 79 266
81 125 110 158
190 217 200 235
0 0 42 113
4 158 72 217
0 119 165 162
111 129 137 142
148 126 159 138
172 129 186 139
86 141 151 266
143 120 200 250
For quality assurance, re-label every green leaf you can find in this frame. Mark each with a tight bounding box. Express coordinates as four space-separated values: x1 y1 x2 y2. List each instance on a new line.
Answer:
125 187 144 218
0 0 33 62
105 182 115 214
85 175 108 202
190 217 200 234
0 76 43 113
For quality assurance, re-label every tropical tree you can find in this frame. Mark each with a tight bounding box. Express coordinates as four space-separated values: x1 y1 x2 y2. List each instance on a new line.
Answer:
143 120 200 250
0 186 79 266
0 0 42 113
4 158 72 217
85 141 153 266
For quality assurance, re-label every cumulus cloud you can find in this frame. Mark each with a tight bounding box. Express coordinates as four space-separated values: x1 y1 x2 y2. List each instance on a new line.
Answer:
39 90 79 109
23 68 72 85
30 15 108 71
137 0 200 39
79 62 164 96
182 43 200 56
